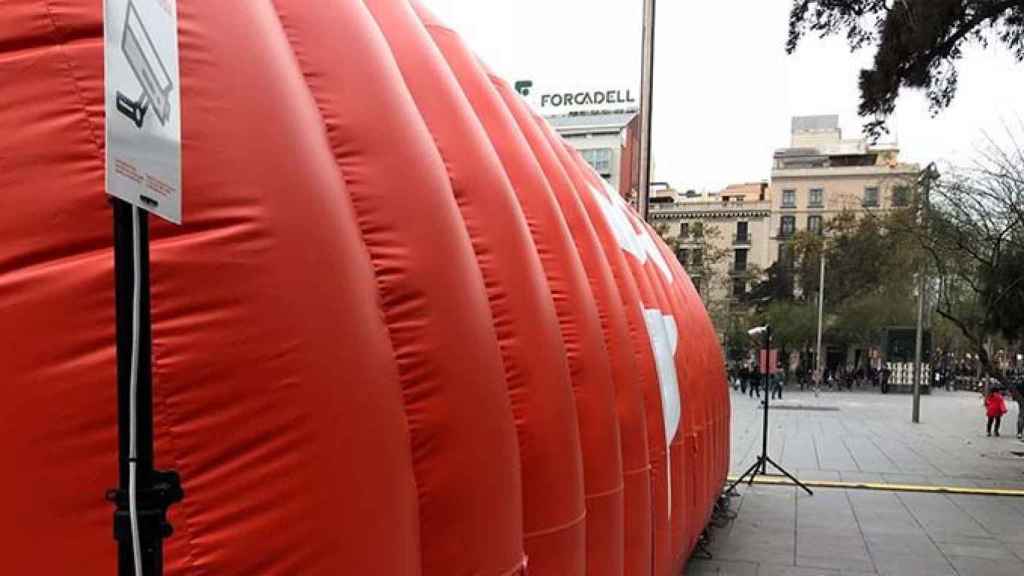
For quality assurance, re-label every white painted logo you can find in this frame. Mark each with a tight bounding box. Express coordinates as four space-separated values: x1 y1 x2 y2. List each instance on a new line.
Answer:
590 180 672 283
644 309 681 446
105 0 182 224
586 166 684 514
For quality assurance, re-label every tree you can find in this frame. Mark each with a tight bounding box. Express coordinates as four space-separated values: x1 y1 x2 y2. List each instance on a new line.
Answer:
765 301 820 352
787 1 1024 139
908 135 1024 387
654 220 733 302
744 261 795 303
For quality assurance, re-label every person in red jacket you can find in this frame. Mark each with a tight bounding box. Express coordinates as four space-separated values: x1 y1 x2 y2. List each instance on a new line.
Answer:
985 387 1009 437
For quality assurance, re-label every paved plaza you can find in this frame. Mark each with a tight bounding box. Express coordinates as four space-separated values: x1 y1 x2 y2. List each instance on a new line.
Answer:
687 388 1024 575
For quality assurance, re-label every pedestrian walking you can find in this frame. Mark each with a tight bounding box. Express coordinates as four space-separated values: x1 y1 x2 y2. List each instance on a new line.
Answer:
1011 369 1024 440
771 373 783 400
985 387 1008 437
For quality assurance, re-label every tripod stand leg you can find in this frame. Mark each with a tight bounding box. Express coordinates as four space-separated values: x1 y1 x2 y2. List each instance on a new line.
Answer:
764 455 813 495
724 457 765 494
726 457 763 495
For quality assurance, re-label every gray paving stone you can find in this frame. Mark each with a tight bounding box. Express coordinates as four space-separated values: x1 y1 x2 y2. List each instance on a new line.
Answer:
837 471 885 484
728 389 1024 486
933 535 1020 560
896 492 989 540
946 554 1024 576
946 494 1024 543
757 563 847 575
710 390 1024 575
684 558 759 575
867 552 957 576
846 492 923 537
795 468 842 482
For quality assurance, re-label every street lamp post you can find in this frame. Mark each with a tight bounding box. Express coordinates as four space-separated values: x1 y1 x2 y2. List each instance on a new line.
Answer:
815 251 826 389
638 0 657 222
912 164 937 424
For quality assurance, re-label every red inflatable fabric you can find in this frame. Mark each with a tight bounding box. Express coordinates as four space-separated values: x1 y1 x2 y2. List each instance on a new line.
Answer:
519 103 655 576
548 164 691 571
571 153 731 569
487 76 631 575
2 2 429 575
548 124 680 576
546 141 690 576
0 1 730 575
364 2 587 575
269 2 527 574
544 141 679 575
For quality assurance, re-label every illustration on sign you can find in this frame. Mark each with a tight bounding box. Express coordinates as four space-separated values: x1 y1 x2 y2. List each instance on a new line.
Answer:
105 0 182 224
116 1 174 129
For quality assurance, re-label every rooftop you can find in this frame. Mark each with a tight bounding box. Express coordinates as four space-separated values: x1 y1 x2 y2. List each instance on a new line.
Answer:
547 111 638 136
792 114 840 133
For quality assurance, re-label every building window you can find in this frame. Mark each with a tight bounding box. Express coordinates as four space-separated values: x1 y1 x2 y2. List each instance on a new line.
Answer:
680 222 690 239
808 215 823 235
734 249 748 272
780 215 796 238
580 148 614 178
778 243 794 268
863 187 880 208
732 278 747 298
892 186 911 207
735 221 750 244
692 222 704 238
677 248 689 267
691 249 704 268
809 188 824 208
782 189 796 209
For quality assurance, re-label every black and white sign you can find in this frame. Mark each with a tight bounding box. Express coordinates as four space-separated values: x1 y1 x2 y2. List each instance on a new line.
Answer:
105 0 182 224
515 80 638 115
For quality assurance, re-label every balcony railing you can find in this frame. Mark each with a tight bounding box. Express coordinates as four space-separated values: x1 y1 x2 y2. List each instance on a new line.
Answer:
776 228 795 240
732 233 751 246
730 263 749 275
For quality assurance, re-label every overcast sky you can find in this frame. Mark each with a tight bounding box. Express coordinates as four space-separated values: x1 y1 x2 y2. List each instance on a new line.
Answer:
422 0 1024 191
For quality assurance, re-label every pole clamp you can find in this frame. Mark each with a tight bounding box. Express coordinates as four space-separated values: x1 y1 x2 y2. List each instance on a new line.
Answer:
106 470 184 544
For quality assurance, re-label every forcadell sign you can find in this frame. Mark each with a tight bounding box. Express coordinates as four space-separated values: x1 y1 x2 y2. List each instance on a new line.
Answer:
515 80 638 113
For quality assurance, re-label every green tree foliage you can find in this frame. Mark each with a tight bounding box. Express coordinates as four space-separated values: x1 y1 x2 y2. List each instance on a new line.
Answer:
764 300 820 351
746 205 923 361
787 1 1024 139
911 138 1024 382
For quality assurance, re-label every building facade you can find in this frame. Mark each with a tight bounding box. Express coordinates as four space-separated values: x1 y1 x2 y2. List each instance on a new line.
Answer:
770 115 919 265
650 182 772 303
650 115 919 309
549 111 641 201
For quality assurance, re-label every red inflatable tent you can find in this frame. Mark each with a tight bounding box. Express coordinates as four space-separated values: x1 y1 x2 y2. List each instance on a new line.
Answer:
0 1 730 574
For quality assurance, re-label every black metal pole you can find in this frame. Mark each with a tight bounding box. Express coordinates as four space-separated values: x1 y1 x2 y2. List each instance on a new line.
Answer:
108 198 181 576
728 325 813 496
761 327 770 474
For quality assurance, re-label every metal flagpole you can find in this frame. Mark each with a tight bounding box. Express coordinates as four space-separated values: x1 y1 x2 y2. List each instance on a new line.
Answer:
638 0 657 221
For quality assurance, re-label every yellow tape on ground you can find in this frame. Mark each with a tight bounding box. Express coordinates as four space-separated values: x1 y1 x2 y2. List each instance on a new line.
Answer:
726 475 1024 497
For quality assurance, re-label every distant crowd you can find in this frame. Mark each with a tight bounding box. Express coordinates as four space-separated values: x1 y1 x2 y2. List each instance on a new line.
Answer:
729 361 1024 441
